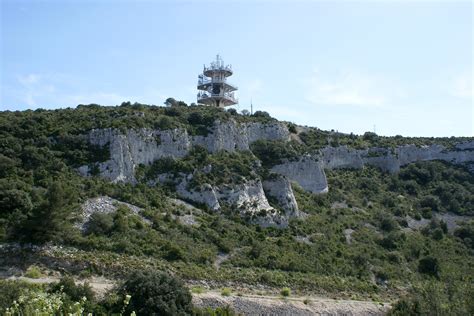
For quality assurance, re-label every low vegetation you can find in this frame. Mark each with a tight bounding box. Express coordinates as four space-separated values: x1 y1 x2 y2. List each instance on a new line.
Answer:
0 103 473 314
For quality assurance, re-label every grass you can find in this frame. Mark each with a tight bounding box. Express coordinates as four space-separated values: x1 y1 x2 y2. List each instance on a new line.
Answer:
221 288 232 296
24 266 43 279
191 286 206 294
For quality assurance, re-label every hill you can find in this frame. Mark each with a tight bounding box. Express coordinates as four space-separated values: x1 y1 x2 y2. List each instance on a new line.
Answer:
1 102 473 315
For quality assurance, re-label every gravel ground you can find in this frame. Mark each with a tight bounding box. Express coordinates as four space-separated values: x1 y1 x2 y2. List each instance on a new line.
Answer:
193 291 390 316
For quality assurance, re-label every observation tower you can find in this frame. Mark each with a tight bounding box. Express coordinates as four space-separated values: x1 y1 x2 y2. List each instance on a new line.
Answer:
197 55 238 107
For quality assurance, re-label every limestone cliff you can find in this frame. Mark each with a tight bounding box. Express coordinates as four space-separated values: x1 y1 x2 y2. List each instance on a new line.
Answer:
78 117 474 227
271 156 328 194
80 119 289 183
320 141 474 173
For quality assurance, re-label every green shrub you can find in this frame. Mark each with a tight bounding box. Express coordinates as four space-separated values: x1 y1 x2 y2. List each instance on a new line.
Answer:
86 212 114 236
220 288 232 296
191 286 206 294
280 287 291 297
250 140 300 167
194 305 237 316
418 256 440 278
122 270 192 316
24 265 43 279
50 276 95 302
0 280 38 313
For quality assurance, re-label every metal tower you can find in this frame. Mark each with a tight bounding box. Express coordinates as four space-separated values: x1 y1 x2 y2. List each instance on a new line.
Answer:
197 55 238 107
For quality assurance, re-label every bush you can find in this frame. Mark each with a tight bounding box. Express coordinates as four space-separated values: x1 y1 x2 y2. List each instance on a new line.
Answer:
50 276 97 313
418 256 440 278
250 140 300 167
50 276 95 302
280 287 291 297
0 280 38 313
194 305 237 316
86 212 114 236
122 270 193 316
252 111 271 118
191 286 206 294
24 265 43 279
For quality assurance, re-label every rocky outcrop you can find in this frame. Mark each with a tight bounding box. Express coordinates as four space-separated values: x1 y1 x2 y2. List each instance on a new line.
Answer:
80 120 289 183
262 175 300 217
320 146 365 170
177 181 221 211
78 196 147 232
193 121 290 153
156 173 290 227
319 141 474 173
77 118 474 228
216 180 272 214
271 156 328 194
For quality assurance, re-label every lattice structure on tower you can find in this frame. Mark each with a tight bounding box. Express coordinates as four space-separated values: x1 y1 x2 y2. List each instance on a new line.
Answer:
197 55 238 107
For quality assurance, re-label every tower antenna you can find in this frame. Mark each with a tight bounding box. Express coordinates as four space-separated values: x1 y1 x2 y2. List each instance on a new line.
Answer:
251 98 253 115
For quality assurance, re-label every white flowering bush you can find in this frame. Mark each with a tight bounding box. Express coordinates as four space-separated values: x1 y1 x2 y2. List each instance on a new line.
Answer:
5 287 135 316
5 288 85 316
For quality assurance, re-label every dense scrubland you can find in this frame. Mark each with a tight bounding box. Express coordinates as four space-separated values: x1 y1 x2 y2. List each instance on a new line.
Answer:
0 102 473 315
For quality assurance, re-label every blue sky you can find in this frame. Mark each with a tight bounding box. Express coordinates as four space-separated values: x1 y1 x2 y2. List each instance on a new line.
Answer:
1 0 472 136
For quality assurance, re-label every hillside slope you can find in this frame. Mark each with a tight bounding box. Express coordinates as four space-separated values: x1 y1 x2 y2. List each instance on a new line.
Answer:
1 103 473 314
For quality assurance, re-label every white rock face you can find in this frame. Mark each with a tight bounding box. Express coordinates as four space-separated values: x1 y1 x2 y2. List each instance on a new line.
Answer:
82 120 289 183
320 146 364 170
77 119 473 228
216 180 272 213
319 141 474 174
271 156 328 194
262 175 300 217
455 140 474 150
176 180 221 211
157 174 290 227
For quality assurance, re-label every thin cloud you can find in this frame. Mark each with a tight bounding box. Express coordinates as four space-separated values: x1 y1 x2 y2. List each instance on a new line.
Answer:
449 73 473 99
305 69 387 107
246 78 263 95
17 73 55 106
14 72 169 108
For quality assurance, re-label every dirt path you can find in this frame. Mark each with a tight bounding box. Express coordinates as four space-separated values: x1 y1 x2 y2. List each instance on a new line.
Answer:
193 291 390 315
5 275 116 298
4 275 390 315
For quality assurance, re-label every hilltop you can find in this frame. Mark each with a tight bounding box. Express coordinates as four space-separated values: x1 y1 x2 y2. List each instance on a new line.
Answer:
1 102 473 315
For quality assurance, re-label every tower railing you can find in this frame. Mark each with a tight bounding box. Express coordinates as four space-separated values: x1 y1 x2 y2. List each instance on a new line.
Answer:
197 77 238 89
203 64 232 73
197 91 238 103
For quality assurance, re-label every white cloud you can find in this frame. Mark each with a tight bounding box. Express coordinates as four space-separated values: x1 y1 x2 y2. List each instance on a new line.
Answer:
305 69 388 107
450 73 473 99
17 73 47 106
18 73 40 85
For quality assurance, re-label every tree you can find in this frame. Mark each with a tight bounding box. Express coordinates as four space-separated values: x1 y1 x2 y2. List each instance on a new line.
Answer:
418 256 440 278
227 108 237 115
252 111 271 118
164 98 178 107
122 270 193 316
24 181 75 243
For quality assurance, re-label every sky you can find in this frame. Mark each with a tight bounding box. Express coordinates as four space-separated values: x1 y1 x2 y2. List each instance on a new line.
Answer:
1 0 472 137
